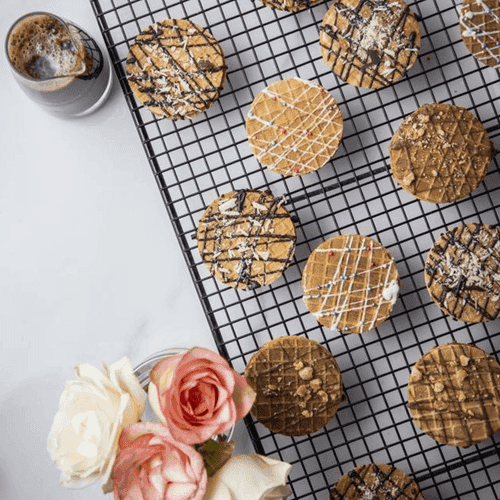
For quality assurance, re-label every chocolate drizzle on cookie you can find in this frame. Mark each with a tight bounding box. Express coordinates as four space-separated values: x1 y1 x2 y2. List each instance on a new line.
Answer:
126 19 227 120
407 342 500 448
320 0 421 88
330 463 424 500
197 190 297 290
260 0 321 12
425 223 500 323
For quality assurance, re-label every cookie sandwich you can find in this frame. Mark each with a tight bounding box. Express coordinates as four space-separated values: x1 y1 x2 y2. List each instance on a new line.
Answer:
247 77 343 176
408 342 500 448
245 335 343 436
126 19 227 120
424 223 500 323
302 234 400 334
389 103 495 204
197 190 297 290
320 0 421 88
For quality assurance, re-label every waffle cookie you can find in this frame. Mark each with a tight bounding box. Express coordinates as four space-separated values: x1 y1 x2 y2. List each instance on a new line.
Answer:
245 335 343 436
319 0 421 89
260 0 323 12
424 223 500 323
459 0 500 69
126 19 227 120
246 77 344 176
330 463 424 500
302 234 400 334
407 342 500 448
389 103 495 204
196 190 297 290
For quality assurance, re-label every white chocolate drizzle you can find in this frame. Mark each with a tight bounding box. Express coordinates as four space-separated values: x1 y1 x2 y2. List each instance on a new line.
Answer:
459 0 500 68
247 77 343 176
303 235 399 334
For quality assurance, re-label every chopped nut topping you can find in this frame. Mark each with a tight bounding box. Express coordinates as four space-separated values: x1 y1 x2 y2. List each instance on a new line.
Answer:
434 400 448 411
317 390 329 403
457 369 468 383
412 367 422 382
460 355 470 367
299 367 313 381
302 410 312 418
267 384 278 391
468 409 474 417
457 391 466 402
434 382 444 393
310 379 323 391
293 361 304 371
295 385 308 397
299 401 307 408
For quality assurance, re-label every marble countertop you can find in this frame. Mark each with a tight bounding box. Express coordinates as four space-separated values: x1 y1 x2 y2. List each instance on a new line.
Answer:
0 1 253 498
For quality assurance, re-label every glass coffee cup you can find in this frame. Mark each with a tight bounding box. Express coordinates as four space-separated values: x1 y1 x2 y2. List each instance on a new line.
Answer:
5 12 113 117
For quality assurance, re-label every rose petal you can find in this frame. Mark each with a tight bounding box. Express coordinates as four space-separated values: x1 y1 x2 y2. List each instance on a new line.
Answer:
150 353 187 390
74 364 119 395
109 357 147 413
167 483 199 500
231 372 257 421
147 381 167 424
204 454 292 500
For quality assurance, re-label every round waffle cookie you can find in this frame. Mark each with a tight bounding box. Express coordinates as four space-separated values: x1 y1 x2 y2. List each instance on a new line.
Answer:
407 342 500 448
424 223 500 323
319 0 421 89
302 234 400 334
246 77 344 177
126 19 227 120
196 190 297 291
245 335 343 436
389 103 495 204
330 463 424 500
459 0 500 70
259 0 323 12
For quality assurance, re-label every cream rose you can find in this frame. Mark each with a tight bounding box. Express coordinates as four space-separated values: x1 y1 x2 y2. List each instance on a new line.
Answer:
47 357 146 492
204 454 292 500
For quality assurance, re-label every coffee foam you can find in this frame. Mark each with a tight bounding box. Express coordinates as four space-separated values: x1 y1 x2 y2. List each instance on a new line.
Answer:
7 14 85 80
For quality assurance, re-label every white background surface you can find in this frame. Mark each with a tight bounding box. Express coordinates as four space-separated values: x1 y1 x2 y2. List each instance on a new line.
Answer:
0 1 252 498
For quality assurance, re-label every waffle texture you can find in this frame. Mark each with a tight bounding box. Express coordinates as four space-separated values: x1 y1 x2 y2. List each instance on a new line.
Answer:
320 0 421 88
245 335 343 436
407 342 500 448
246 77 344 176
259 0 323 12
389 103 495 204
197 190 297 290
459 0 500 69
302 234 400 334
425 223 500 323
330 463 425 500
126 19 226 120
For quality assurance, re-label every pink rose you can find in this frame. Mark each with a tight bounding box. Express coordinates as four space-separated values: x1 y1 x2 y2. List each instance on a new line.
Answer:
112 422 207 500
148 347 256 444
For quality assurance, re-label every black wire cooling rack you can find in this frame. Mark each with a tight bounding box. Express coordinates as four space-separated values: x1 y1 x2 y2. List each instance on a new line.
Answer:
89 0 500 498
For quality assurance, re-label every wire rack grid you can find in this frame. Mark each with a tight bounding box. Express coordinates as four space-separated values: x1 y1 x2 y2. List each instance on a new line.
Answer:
89 0 500 498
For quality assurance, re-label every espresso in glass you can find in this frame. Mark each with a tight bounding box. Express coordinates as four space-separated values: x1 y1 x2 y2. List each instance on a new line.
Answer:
6 12 113 117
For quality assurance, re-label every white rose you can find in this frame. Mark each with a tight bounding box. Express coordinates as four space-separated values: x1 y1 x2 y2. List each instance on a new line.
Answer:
47 357 146 493
204 454 292 500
